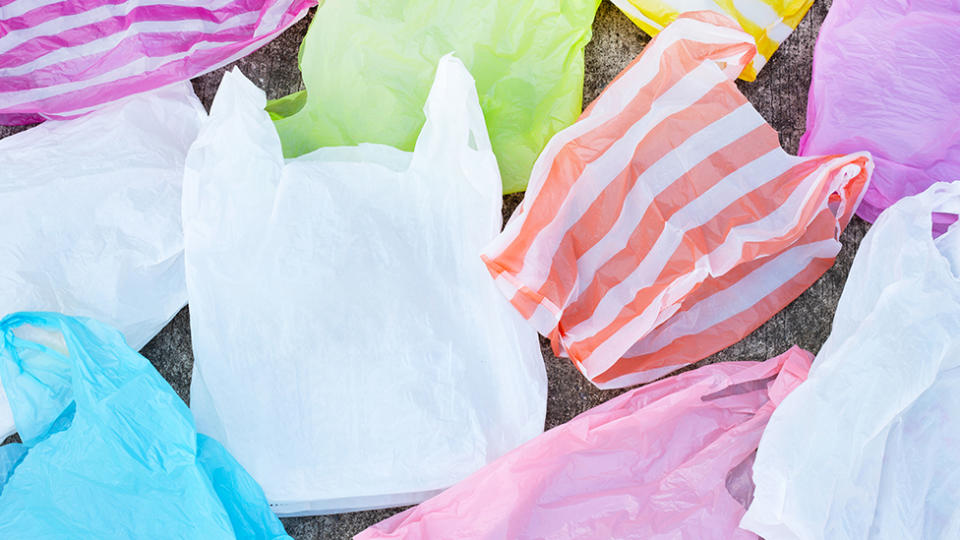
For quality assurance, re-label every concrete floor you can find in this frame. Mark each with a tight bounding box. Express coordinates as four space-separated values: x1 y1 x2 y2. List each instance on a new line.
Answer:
1 1 865 538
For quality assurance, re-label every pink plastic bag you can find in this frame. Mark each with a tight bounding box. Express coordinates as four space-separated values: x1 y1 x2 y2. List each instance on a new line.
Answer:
0 0 314 124
799 0 960 223
357 347 813 540
481 12 871 389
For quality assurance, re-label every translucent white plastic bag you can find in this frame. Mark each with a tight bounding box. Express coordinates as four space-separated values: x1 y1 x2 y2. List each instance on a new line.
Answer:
0 84 204 440
182 56 548 516
741 182 960 539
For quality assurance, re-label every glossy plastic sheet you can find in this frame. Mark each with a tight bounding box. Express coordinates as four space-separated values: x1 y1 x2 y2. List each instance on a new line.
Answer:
609 0 813 80
266 0 600 193
742 182 960 539
184 56 547 516
0 0 313 124
358 347 813 540
0 83 203 440
0 312 289 539
799 0 960 223
481 12 873 389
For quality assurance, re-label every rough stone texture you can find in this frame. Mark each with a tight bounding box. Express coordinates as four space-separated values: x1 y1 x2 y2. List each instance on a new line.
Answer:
0 1 863 538
0 122 31 139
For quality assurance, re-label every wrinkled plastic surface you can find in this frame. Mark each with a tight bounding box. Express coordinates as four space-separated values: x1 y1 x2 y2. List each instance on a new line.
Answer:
358 347 813 540
0 83 203 440
481 12 872 389
183 57 548 516
266 0 600 193
0 312 289 539
0 0 313 124
799 0 960 222
610 0 812 80
741 182 960 539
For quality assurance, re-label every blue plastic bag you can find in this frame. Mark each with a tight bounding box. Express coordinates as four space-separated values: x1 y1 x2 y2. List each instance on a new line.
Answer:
0 312 290 539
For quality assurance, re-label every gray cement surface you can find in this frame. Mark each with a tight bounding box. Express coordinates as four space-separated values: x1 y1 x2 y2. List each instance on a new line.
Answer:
1 1 863 538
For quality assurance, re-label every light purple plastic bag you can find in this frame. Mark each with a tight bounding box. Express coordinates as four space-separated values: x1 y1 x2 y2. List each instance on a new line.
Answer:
799 0 960 223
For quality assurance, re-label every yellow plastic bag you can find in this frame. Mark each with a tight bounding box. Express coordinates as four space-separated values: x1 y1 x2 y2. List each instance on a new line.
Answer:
610 0 814 80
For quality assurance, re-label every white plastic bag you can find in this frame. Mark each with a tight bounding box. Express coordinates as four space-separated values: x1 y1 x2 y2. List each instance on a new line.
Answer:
741 182 960 539
182 56 548 516
0 84 204 440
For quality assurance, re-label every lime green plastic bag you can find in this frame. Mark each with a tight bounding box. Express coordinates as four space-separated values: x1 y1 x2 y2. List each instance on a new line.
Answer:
268 0 600 193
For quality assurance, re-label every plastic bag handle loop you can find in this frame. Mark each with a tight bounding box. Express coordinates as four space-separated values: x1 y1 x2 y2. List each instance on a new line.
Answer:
411 54 494 168
0 313 77 445
910 182 960 240
410 53 502 232
1 313 69 366
927 183 960 217
0 312 183 447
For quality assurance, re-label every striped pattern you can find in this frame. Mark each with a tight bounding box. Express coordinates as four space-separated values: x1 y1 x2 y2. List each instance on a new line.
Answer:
481 12 873 390
0 0 314 124
610 0 815 80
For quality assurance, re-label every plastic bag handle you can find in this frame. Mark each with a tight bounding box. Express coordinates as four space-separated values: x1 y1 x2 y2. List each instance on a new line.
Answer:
0 312 190 447
2 313 70 364
1 313 79 445
925 182 960 217
410 54 494 170
918 182 960 246
410 54 502 233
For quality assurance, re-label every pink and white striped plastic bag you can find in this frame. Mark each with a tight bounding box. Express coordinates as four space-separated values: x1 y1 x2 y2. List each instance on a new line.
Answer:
0 0 314 124
482 12 873 389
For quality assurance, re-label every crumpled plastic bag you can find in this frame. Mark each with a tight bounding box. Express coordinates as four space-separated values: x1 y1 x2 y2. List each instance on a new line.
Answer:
0 312 290 539
183 55 548 516
609 0 813 80
0 0 314 125
0 83 204 441
481 12 873 389
358 347 813 540
266 0 600 193
741 182 960 539
798 0 960 223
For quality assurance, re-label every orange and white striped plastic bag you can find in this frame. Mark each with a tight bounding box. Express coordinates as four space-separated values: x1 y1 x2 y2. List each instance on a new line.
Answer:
481 12 872 390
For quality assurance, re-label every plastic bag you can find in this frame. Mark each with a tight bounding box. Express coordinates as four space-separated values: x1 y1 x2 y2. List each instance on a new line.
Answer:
481 12 873 389
358 347 813 540
266 0 600 193
0 312 290 539
798 0 960 223
0 0 313 124
741 182 960 539
183 56 547 516
0 83 204 440
609 0 812 80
